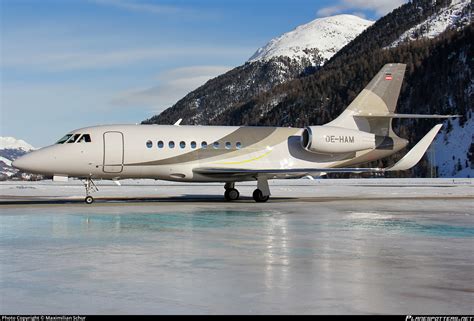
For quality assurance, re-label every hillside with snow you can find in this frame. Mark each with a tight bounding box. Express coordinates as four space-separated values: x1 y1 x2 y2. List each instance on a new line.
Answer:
389 0 471 47
0 136 37 179
429 116 474 178
249 15 374 64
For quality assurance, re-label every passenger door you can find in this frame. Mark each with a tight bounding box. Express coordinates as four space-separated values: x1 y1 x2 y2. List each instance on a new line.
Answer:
103 131 124 173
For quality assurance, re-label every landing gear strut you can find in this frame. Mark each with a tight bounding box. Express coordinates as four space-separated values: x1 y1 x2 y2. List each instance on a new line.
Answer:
253 176 270 202
224 182 240 201
82 178 98 204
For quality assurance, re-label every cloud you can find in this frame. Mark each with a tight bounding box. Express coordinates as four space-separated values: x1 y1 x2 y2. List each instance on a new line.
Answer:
316 5 346 17
89 0 218 19
351 11 368 19
317 0 407 17
111 65 232 114
90 0 182 15
1 47 252 72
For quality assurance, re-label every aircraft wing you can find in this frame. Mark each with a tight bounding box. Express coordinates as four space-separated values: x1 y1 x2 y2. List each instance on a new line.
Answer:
193 167 383 177
193 124 442 177
354 113 460 119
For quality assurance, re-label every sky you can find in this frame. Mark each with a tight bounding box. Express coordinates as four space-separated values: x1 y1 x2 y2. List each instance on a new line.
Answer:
1 0 405 147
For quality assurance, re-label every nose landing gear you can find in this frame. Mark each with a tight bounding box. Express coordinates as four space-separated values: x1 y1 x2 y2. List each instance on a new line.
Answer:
82 178 98 204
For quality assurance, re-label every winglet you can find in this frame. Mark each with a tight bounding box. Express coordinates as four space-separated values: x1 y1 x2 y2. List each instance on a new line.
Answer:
387 124 442 171
174 118 183 126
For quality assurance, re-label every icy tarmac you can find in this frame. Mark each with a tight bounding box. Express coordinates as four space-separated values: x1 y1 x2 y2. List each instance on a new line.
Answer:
0 179 473 314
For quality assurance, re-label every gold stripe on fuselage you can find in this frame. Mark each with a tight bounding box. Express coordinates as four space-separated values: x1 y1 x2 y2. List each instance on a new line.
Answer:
215 149 272 165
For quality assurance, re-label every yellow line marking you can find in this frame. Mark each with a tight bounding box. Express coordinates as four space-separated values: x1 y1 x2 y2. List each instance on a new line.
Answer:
216 150 272 165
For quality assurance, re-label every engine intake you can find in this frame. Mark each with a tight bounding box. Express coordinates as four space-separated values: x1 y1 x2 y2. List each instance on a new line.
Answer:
301 126 376 154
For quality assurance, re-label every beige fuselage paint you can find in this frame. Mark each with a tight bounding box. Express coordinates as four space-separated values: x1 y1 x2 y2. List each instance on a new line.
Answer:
20 123 406 182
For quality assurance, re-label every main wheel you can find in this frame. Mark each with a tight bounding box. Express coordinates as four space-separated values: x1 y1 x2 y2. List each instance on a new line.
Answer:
253 189 269 203
85 196 94 204
224 188 240 201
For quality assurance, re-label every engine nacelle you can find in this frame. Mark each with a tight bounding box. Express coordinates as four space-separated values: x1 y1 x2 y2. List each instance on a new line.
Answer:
301 126 375 154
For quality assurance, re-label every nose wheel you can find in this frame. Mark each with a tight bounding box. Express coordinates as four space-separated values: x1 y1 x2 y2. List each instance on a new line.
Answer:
85 195 94 204
82 178 98 204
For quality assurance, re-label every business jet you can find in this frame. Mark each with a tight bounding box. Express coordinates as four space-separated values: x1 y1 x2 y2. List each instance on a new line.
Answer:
13 63 457 204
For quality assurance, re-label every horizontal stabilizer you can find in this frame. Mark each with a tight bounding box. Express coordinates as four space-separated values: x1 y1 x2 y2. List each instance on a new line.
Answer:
387 124 442 171
354 113 460 119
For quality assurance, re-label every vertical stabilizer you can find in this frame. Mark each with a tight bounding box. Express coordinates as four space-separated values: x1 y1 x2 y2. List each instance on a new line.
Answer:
326 63 407 136
347 63 406 115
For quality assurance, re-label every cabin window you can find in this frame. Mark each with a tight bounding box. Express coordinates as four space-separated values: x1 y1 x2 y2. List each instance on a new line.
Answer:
157 140 164 148
77 134 91 143
201 141 207 149
213 141 220 149
67 134 81 143
236 142 242 149
225 142 231 149
169 141 175 148
180 141 186 149
191 141 197 149
56 134 73 144
146 140 153 148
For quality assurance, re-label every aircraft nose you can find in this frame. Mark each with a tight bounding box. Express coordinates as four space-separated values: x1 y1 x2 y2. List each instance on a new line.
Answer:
12 154 35 172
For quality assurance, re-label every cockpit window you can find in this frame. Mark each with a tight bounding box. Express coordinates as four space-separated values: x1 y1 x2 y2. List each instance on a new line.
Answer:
56 134 73 144
67 134 81 143
56 133 92 144
77 134 91 143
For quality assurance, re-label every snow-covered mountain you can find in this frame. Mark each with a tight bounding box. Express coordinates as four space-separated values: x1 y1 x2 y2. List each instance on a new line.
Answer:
0 136 37 179
145 14 373 125
249 14 374 64
389 0 471 47
0 136 35 151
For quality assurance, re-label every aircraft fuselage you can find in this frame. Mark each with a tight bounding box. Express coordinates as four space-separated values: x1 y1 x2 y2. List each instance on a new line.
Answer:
12 124 406 182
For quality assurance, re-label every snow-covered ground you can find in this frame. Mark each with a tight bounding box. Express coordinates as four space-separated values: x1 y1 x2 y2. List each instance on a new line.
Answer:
1 178 472 202
248 14 373 64
1 179 472 314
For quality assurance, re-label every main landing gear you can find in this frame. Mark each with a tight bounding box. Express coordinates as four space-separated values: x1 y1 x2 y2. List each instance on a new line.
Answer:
223 176 271 203
253 176 270 202
82 178 98 204
224 182 240 201
253 189 269 202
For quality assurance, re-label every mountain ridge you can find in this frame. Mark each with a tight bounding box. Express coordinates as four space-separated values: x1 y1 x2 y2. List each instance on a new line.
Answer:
0 136 38 180
0 136 35 151
143 14 373 126
248 14 373 64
